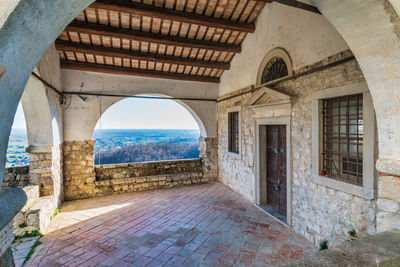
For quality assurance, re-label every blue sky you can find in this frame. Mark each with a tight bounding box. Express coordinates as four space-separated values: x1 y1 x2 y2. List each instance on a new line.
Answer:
12 97 199 130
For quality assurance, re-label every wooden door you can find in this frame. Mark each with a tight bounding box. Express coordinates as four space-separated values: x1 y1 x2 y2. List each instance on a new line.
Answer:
266 125 287 216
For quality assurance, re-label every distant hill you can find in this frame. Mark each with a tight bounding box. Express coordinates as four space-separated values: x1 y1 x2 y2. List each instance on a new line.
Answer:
93 129 200 165
6 128 29 168
6 129 201 167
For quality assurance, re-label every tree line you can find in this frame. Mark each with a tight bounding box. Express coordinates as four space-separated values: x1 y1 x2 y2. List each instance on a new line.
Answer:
94 142 200 165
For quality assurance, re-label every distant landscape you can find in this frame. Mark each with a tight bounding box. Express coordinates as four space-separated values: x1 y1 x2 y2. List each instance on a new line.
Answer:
93 129 200 165
6 129 29 168
6 129 200 167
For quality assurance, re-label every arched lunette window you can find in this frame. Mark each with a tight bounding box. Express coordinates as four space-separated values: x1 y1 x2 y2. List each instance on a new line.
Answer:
260 57 289 84
257 48 293 85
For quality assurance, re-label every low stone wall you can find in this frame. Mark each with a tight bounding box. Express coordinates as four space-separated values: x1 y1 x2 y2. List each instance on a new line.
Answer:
94 172 208 195
93 159 209 195
64 140 218 200
2 166 29 188
95 159 203 180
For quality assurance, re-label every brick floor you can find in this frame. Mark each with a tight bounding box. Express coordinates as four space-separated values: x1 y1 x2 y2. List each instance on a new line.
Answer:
27 182 315 266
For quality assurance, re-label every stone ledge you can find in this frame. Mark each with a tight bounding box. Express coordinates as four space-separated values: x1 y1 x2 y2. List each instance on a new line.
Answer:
0 188 27 231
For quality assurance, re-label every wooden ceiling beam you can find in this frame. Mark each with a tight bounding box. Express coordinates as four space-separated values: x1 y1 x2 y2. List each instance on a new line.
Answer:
91 0 255 33
56 40 230 70
254 0 321 14
66 21 241 53
60 60 220 83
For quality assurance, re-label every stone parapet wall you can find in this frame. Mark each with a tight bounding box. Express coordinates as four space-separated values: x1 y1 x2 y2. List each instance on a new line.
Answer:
94 172 209 196
95 159 202 180
2 166 29 188
63 140 96 200
217 51 377 246
64 139 218 200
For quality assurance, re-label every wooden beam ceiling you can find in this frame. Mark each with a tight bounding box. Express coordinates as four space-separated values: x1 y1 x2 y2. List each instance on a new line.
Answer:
91 0 255 33
61 60 220 83
56 40 230 70
254 0 320 14
58 0 268 83
66 21 242 53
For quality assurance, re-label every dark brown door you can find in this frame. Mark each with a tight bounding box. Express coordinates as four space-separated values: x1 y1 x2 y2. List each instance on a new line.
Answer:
266 125 287 216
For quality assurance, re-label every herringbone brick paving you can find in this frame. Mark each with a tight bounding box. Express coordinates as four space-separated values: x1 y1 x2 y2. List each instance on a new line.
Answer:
28 182 314 266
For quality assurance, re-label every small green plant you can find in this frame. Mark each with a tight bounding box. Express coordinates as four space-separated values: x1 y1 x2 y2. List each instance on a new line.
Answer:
53 208 60 216
18 223 27 228
95 185 100 189
24 240 42 264
319 240 328 251
84 182 87 185
119 188 123 192
348 229 357 238
14 230 43 240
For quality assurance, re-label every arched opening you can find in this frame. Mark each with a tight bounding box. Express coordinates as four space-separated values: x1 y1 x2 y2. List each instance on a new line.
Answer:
6 102 28 168
92 96 203 165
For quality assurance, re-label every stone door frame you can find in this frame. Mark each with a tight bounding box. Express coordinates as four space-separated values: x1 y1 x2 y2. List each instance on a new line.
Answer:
255 116 292 226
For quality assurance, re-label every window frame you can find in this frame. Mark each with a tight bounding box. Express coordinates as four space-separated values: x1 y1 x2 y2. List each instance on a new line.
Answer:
312 82 376 199
227 107 241 159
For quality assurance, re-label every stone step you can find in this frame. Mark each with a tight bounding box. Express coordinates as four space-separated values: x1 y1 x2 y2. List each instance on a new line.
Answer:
13 195 57 236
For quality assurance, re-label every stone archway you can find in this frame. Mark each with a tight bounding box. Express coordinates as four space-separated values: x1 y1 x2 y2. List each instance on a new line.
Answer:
309 0 400 232
0 0 400 234
0 0 94 186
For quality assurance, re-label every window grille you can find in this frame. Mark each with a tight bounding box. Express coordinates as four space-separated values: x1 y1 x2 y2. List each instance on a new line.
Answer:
261 57 288 84
322 94 363 185
228 111 239 154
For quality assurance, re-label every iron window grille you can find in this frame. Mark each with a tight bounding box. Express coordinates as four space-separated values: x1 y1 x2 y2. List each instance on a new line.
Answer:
261 57 289 84
322 94 363 185
228 111 239 154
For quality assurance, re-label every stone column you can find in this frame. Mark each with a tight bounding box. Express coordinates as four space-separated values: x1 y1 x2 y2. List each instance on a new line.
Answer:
27 146 53 197
63 140 96 200
376 159 400 232
199 137 218 181
0 188 27 267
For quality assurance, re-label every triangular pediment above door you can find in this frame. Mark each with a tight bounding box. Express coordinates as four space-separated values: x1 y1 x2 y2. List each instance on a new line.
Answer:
246 87 291 114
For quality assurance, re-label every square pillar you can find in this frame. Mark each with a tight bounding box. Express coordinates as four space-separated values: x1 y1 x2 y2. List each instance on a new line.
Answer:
63 140 96 200
199 137 218 181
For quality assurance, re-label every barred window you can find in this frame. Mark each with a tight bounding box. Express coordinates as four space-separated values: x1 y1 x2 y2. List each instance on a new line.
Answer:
228 111 239 154
322 94 363 185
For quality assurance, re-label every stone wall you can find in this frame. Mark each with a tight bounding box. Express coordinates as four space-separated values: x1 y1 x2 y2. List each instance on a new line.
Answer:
64 139 217 200
2 166 29 188
217 51 378 246
63 140 96 200
94 159 209 195
95 159 202 180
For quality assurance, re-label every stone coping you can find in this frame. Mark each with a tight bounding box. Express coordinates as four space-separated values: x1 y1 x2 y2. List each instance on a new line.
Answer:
0 188 27 230
95 158 201 169
4 166 29 172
